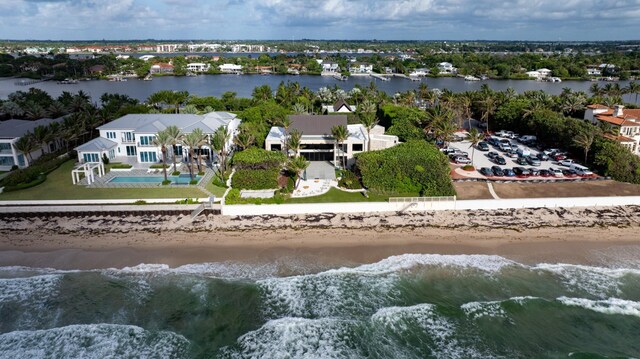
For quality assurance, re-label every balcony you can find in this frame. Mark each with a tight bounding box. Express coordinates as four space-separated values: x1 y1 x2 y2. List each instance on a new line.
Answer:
121 138 136 144
137 142 156 147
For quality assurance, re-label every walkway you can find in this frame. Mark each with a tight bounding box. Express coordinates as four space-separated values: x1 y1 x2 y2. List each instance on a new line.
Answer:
305 161 336 180
291 179 337 198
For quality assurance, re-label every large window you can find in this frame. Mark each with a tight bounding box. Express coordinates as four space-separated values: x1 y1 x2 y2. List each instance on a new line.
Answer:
83 153 99 163
139 135 155 146
17 154 25 167
122 132 135 143
0 143 11 153
352 144 364 151
140 151 157 163
0 156 15 166
106 131 116 139
126 146 137 156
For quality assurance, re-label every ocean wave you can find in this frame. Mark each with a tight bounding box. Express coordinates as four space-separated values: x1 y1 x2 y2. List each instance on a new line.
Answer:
461 297 542 319
557 297 640 318
218 317 360 359
533 263 640 298
0 324 190 359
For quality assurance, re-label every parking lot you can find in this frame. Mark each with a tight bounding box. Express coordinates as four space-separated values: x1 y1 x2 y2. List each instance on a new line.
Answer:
445 132 595 180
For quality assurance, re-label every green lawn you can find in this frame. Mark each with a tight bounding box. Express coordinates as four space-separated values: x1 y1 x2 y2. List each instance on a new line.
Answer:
204 180 227 198
285 188 406 203
0 160 208 201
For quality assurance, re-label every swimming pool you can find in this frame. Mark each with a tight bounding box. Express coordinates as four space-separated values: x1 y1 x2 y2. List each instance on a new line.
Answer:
108 175 202 184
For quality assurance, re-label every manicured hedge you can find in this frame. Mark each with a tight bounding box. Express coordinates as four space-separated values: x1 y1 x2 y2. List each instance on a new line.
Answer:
232 148 286 170
225 188 285 204
232 168 280 190
355 140 456 196
0 155 67 188
110 163 133 169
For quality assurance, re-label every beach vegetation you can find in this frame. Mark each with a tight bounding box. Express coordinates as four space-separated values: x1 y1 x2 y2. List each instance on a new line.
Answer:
231 148 286 170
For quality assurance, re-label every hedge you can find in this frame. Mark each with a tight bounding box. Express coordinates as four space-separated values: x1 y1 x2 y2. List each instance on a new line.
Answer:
355 140 456 197
225 188 285 204
232 148 286 170
0 155 67 188
338 170 362 189
232 168 280 190
110 163 133 169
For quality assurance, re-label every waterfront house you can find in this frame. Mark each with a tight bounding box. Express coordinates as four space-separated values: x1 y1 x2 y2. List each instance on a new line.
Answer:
74 112 241 166
322 99 356 114
264 115 398 171
585 104 640 155
150 63 174 74
321 62 340 73
186 63 210 73
0 117 64 171
437 62 456 75
348 63 373 74
218 64 243 73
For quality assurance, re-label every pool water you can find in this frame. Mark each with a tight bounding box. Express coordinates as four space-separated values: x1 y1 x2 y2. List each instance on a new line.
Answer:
108 175 202 184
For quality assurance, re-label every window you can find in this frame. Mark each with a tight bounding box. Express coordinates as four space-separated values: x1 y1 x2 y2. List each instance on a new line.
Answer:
126 146 137 156
352 144 364 151
140 151 157 163
271 144 282 151
106 131 116 139
0 143 11 152
123 132 135 142
109 149 115 159
0 156 15 166
83 153 99 163
139 135 155 146
17 154 25 167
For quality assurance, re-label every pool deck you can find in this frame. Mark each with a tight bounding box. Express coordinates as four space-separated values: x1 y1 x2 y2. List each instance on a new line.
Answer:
80 169 212 189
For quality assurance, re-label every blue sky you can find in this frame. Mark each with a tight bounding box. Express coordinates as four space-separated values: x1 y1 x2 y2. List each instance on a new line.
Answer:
1 0 639 41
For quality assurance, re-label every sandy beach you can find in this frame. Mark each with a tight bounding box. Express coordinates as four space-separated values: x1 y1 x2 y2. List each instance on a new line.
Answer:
1 205 639 269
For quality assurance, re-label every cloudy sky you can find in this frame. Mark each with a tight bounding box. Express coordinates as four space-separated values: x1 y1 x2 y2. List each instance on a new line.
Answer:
1 0 639 41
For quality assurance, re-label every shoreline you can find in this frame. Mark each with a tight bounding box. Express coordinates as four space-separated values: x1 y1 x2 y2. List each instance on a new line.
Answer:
1 205 639 270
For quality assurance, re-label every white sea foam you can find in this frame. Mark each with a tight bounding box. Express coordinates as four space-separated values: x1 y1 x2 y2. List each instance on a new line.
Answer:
219 317 360 359
103 261 279 280
0 324 190 359
0 274 62 303
557 297 640 318
534 263 640 297
371 304 492 359
461 297 541 319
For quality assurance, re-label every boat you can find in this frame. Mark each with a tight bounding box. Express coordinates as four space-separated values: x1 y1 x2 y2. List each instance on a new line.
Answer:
464 75 480 81
186 72 198 77
548 77 562 83
57 78 78 84
333 74 348 81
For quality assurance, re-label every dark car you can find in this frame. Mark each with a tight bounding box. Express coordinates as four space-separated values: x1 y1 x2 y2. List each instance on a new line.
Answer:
493 156 507 165
526 156 541 166
506 149 519 158
491 166 505 177
503 168 516 177
537 153 550 161
538 169 552 177
487 137 500 146
477 141 490 151
487 151 499 160
562 169 578 178
479 167 493 176
516 156 528 165
513 167 531 177
528 167 540 176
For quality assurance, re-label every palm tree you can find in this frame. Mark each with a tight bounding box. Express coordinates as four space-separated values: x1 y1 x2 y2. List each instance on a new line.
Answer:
190 128 207 173
233 130 255 151
286 128 302 157
478 96 496 133
165 125 182 172
31 125 51 155
210 126 231 181
152 129 173 182
168 91 190 114
331 124 348 169
625 81 640 104
432 117 457 148
574 131 595 163
279 116 292 154
561 95 586 117
465 128 484 168
252 84 273 102
287 155 310 187
13 135 37 165
292 103 307 115
358 100 378 151
180 132 200 181
589 83 601 97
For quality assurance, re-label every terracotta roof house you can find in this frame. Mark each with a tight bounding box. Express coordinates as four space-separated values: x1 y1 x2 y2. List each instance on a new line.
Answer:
585 104 640 155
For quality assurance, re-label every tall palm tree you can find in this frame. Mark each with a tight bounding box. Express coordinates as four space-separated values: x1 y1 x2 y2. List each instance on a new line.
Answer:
292 103 307 115
287 155 310 187
31 125 51 156
589 83 601 97
13 135 37 165
465 128 484 168
286 128 302 157
331 124 348 169
279 116 292 154
152 129 173 182
625 81 640 104
210 126 231 181
478 96 496 133
163 125 182 172
180 132 200 181
190 128 207 173
433 117 457 148
358 100 378 151
233 130 255 151
168 91 190 114
574 131 595 163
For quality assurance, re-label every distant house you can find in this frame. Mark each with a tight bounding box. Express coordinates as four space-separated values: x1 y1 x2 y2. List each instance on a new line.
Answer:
437 62 456 75
526 68 552 80
186 63 210 73
586 66 601 76
139 55 155 61
321 62 340 73
218 64 242 73
149 63 174 74
323 99 356 114
264 115 399 171
348 63 373 74
88 64 106 75
585 104 640 156
0 117 64 170
409 68 430 77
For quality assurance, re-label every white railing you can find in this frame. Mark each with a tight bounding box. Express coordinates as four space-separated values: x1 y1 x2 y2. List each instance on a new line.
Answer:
388 196 457 203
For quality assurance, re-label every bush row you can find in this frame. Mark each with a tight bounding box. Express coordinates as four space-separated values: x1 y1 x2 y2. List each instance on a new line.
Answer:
0 154 67 188
224 188 285 204
231 148 286 170
338 170 362 189
231 168 280 190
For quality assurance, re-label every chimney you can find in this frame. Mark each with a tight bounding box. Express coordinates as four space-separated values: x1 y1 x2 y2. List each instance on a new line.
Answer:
613 105 624 117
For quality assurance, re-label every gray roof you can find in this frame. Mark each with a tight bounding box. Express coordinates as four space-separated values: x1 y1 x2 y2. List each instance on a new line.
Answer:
289 115 347 136
74 137 118 152
97 112 237 134
0 117 64 139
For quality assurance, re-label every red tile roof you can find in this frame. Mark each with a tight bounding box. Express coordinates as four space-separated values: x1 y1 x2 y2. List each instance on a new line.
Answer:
603 133 635 142
597 115 640 126
587 104 610 109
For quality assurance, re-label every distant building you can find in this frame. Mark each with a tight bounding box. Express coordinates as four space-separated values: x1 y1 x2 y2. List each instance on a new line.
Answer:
149 63 174 74
323 99 356 114
348 63 373 74
585 104 640 155
321 62 340 73
218 64 242 73
0 117 64 170
186 63 210 73
437 62 456 75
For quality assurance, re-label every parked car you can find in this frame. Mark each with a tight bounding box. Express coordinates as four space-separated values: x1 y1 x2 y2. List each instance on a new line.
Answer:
498 143 512 152
513 167 531 177
526 156 541 166
493 156 507 165
487 137 500 146
537 152 550 161
559 159 575 167
516 147 531 157
454 156 471 164
506 149 519 158
479 167 493 176
528 167 540 176
503 168 516 177
487 151 499 160
491 166 505 177
538 169 552 177
454 149 469 157
440 147 456 154
562 169 578 178
549 167 563 177
496 130 510 137
477 141 490 151
570 164 593 176
544 148 561 156
553 153 568 161
518 135 537 143
516 156 528 165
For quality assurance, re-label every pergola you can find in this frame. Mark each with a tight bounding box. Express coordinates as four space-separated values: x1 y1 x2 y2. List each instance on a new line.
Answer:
71 162 105 185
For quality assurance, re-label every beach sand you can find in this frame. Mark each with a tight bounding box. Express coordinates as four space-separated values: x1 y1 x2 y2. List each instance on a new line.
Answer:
1 205 639 270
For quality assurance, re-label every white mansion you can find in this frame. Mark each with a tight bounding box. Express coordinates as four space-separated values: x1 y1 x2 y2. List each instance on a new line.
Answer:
74 112 240 166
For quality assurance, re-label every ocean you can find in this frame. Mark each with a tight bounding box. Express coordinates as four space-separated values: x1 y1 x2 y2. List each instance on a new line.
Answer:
1 254 639 358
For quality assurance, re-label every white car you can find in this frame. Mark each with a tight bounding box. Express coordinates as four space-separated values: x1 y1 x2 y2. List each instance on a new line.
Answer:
549 167 563 177
559 159 575 167
454 156 471 164
544 148 561 156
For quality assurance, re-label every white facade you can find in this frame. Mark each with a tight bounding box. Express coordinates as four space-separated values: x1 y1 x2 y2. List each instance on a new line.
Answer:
75 112 241 166
437 62 457 74
0 118 64 171
218 64 243 73
321 62 340 72
349 63 373 74
186 63 210 72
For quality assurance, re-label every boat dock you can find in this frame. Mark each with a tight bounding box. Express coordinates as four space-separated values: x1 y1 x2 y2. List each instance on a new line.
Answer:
14 78 48 86
394 74 421 81
370 73 390 81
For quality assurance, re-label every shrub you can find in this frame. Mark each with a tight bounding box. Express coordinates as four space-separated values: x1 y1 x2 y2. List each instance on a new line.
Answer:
189 179 198 185
462 165 475 171
110 163 133 169
0 156 66 188
150 164 169 169
224 188 284 205
171 171 181 176
211 174 227 188
10 165 18 171
133 200 147 205
101 154 110 165
232 148 286 170
355 140 456 197
198 171 205 176
162 179 171 185
232 168 280 190
338 170 362 189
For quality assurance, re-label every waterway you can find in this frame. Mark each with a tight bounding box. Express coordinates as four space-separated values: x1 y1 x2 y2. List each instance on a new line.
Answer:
0 75 636 103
